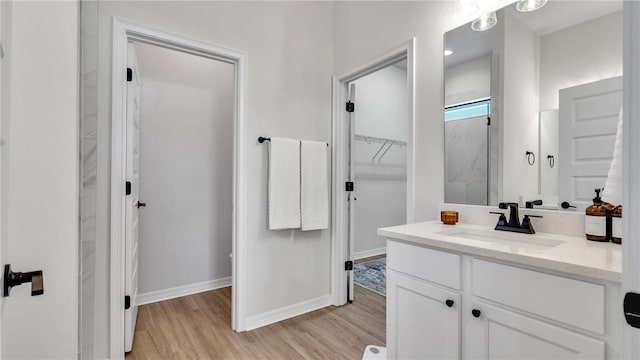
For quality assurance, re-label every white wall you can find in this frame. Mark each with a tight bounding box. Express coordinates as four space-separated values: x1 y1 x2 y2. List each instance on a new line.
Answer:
91 2 334 356
539 109 559 197
333 0 513 222
3 2 79 358
499 10 540 202
539 11 623 111
445 53 491 106
351 65 407 257
135 43 234 295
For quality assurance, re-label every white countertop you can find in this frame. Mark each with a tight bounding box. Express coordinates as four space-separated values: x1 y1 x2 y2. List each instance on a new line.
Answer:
378 221 622 282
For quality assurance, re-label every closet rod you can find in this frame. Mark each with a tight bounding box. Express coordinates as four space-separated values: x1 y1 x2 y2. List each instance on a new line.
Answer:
354 134 407 147
258 136 328 146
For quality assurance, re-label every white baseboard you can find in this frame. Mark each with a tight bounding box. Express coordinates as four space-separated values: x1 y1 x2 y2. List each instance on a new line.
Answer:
354 247 386 260
245 295 332 331
136 277 232 306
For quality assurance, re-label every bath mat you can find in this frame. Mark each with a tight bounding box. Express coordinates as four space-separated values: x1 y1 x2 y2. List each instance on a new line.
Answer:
354 258 386 296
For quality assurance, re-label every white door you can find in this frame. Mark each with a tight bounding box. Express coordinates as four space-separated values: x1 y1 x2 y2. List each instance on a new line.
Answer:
347 83 356 302
124 41 141 353
559 76 622 210
387 270 460 360
465 303 604 359
2 2 79 358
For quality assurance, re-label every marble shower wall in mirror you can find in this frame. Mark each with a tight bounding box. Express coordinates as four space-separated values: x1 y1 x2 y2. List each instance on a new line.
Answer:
443 0 622 210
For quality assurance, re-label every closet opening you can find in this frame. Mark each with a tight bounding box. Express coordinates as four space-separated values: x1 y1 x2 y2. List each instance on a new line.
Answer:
347 60 408 302
331 39 415 310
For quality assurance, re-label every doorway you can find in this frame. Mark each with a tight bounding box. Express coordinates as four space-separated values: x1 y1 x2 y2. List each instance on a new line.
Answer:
348 61 408 301
331 39 415 306
110 19 248 358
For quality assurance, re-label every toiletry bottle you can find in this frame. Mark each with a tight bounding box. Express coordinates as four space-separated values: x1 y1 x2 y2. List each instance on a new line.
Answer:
585 188 609 242
611 205 622 244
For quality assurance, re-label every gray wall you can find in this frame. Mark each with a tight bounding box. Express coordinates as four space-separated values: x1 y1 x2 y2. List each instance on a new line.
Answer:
135 43 234 295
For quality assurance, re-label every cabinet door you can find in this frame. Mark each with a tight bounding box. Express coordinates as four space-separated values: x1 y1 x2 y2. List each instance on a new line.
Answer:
387 270 461 360
465 302 605 360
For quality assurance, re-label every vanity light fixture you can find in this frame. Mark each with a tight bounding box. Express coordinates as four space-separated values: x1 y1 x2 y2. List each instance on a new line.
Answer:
471 12 497 32
444 49 453 56
516 0 548 12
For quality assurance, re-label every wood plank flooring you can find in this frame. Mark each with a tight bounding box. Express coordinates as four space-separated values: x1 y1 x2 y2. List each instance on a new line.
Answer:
126 285 385 359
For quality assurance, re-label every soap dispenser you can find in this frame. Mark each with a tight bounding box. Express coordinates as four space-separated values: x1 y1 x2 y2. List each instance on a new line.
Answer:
585 188 609 242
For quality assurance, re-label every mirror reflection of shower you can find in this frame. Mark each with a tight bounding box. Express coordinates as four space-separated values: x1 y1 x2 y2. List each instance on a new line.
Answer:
444 99 491 205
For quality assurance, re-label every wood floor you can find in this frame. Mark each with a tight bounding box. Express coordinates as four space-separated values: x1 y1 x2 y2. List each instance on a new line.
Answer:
126 285 385 359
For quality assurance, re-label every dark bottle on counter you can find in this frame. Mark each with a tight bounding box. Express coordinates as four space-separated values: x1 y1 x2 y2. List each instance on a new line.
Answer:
585 189 611 242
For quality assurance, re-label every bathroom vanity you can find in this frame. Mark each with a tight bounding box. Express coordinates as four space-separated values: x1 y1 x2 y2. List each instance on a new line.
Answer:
379 221 622 360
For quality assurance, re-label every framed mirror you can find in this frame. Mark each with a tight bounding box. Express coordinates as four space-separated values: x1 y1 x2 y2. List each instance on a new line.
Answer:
443 0 622 211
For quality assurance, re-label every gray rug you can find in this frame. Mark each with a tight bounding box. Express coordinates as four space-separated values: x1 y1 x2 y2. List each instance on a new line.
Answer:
354 258 386 296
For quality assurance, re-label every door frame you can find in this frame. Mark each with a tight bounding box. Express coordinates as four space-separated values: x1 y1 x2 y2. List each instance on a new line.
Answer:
622 1 640 357
331 39 415 305
110 18 248 357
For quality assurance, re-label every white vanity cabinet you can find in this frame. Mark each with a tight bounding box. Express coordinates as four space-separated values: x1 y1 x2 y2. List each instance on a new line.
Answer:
387 271 460 359
464 302 604 359
386 239 620 360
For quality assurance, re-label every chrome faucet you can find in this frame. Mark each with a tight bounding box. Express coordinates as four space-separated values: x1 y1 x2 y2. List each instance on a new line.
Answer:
490 202 543 234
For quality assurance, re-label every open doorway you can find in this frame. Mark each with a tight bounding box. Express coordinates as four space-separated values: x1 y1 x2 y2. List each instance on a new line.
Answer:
123 41 235 352
331 39 415 307
348 61 408 300
110 20 248 358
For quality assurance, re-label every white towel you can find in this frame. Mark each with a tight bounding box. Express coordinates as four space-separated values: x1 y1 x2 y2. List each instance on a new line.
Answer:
603 107 623 206
301 140 329 231
268 138 301 230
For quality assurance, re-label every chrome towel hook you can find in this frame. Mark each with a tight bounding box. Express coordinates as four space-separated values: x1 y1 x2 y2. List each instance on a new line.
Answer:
547 155 555 168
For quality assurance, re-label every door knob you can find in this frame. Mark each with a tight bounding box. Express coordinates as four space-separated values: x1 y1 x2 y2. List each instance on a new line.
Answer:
445 299 455 307
472 309 482 318
3 264 43 297
136 201 146 208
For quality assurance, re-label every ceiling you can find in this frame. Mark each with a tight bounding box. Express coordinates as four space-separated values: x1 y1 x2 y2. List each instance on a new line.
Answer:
445 0 622 68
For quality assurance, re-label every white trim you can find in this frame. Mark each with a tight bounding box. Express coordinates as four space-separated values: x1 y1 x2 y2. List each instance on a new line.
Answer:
331 39 416 306
353 247 386 261
110 18 248 359
136 277 232 306
622 2 640 357
245 295 333 331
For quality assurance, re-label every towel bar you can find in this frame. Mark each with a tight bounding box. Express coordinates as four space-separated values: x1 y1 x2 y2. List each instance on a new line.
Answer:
258 136 328 146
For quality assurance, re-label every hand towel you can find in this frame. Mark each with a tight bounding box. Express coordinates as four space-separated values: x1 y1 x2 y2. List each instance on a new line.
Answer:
268 138 301 230
301 140 329 231
603 107 623 206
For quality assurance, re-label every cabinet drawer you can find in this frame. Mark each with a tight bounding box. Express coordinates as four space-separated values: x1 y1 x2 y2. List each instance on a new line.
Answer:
472 259 605 334
387 240 461 289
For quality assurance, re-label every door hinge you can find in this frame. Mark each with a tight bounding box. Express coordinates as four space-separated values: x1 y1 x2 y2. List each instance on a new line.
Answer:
125 295 131 310
487 116 491 126
127 68 133 82
346 101 355 113
126 181 131 196
345 261 354 271
624 292 640 328
345 181 354 192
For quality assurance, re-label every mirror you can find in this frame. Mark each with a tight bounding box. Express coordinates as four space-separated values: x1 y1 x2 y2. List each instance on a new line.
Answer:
443 0 623 210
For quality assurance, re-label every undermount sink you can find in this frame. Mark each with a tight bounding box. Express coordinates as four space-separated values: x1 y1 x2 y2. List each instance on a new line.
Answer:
436 227 565 251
